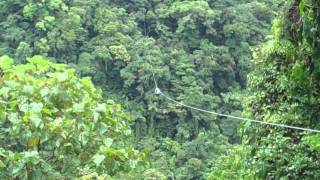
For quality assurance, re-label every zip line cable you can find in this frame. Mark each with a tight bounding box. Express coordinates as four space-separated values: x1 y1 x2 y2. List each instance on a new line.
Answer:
161 93 320 133
151 69 158 89
150 67 320 133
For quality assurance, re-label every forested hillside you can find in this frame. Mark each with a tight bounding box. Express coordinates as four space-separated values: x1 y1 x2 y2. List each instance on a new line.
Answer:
209 0 320 179
1 0 319 179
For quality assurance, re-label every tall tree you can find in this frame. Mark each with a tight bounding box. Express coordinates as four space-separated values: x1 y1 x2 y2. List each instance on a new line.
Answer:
208 0 320 179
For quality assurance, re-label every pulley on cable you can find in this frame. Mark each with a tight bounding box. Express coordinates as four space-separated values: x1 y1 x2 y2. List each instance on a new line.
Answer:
155 87 162 96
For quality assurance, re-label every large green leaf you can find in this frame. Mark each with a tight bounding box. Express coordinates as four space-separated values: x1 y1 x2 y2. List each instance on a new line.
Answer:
93 154 106 167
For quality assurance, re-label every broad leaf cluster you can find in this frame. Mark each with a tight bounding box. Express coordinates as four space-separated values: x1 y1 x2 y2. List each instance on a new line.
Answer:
0 56 144 179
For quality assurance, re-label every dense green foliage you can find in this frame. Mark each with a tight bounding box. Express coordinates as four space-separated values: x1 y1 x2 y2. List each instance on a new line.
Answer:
0 1 281 178
208 0 320 179
0 56 144 179
247 0 320 178
3 0 319 179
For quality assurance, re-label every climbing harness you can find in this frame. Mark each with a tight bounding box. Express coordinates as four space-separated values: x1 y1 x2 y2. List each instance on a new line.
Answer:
155 87 162 96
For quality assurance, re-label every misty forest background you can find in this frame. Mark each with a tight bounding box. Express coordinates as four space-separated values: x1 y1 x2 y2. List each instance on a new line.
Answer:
1 0 320 179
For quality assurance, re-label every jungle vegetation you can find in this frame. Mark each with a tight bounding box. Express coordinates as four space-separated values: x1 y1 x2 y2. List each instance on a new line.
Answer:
0 0 319 179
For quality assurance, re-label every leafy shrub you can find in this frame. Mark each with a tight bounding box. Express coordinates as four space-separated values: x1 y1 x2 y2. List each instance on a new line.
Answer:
0 56 144 179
